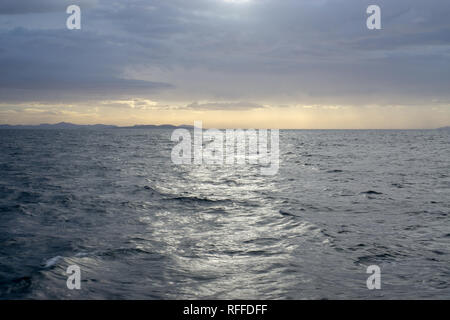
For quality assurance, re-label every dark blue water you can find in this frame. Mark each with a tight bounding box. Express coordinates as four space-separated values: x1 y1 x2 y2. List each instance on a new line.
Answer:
0 129 449 299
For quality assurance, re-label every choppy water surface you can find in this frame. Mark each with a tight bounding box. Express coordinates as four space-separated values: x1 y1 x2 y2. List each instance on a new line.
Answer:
0 129 449 299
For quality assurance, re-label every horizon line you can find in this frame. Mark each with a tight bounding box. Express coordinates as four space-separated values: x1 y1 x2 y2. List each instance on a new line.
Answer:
0 121 449 130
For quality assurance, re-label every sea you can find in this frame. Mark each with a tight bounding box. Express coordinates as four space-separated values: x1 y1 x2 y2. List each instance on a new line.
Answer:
0 129 448 299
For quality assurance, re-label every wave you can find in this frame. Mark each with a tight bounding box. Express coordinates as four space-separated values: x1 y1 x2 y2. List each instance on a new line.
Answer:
43 256 63 268
360 190 383 195
169 195 231 205
279 209 302 217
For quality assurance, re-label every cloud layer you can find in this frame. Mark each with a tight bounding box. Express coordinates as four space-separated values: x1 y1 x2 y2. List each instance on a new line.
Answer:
0 0 449 126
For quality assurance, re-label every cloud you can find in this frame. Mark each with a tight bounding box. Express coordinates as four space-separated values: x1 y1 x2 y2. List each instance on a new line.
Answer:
0 0 449 112
0 27 172 102
99 99 164 110
185 101 265 111
0 0 97 15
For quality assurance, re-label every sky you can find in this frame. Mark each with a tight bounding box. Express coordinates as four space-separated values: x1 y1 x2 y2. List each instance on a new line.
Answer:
0 0 449 129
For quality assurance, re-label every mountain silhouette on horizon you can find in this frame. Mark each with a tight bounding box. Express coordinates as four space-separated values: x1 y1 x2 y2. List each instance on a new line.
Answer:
0 122 195 130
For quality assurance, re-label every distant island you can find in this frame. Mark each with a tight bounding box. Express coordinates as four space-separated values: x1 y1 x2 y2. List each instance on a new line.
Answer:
0 122 194 130
0 122 448 130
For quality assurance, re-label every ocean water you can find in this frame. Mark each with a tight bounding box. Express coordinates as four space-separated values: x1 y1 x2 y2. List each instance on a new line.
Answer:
0 129 449 300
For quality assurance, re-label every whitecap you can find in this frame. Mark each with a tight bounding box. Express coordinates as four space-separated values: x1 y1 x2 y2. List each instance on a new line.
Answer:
43 256 63 268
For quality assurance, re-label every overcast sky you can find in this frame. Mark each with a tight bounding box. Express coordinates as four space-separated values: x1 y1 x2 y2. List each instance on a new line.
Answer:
0 0 449 128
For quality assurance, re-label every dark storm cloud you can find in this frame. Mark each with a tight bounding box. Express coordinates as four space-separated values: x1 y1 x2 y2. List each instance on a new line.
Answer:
0 0 449 105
